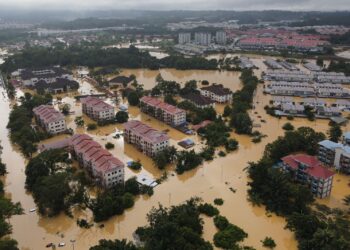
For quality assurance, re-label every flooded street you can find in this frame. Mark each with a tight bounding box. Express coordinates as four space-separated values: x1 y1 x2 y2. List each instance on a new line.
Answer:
1 58 349 250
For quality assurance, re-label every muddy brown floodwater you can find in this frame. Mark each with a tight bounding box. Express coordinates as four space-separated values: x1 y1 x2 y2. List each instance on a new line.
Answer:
0 58 349 250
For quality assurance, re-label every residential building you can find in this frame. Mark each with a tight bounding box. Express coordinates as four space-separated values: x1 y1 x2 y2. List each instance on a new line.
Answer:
318 139 350 174
140 96 186 126
316 106 341 117
81 96 115 122
280 154 334 198
123 120 170 157
281 103 305 115
108 75 133 87
301 98 326 108
35 78 79 94
69 134 124 188
17 66 73 86
194 32 212 46
200 84 232 103
264 59 283 70
215 31 227 45
178 32 191 44
239 57 255 69
33 105 66 134
182 93 215 109
303 62 322 72
271 96 294 107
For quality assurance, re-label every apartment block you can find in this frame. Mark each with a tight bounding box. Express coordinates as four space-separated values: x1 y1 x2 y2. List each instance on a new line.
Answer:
123 120 170 157
81 96 115 122
69 134 124 188
33 105 66 134
318 140 350 174
178 32 191 44
200 84 232 103
280 154 334 198
140 96 186 126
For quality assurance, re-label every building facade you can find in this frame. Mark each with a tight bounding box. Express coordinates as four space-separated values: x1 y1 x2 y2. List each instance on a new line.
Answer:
69 134 124 188
200 84 232 103
140 96 186 126
81 96 115 122
194 32 212 46
280 154 334 198
215 31 227 45
178 33 191 44
17 66 73 87
33 105 67 134
318 139 350 174
123 120 170 157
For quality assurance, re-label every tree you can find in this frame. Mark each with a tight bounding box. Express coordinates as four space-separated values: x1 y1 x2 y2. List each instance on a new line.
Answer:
164 95 177 106
153 146 177 170
282 122 294 131
328 123 342 142
105 142 115 150
115 111 129 123
198 203 219 217
316 58 324 68
87 123 97 130
262 237 276 249
225 139 239 152
74 116 84 127
214 215 229 230
127 91 140 106
61 104 71 115
176 150 203 174
213 224 248 249
122 193 135 209
90 239 139 250
223 105 232 117
124 177 140 195
230 112 252 134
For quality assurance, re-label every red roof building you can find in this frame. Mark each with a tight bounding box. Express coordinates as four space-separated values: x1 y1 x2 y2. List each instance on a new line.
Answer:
81 96 115 122
33 105 66 134
281 154 334 198
140 96 186 126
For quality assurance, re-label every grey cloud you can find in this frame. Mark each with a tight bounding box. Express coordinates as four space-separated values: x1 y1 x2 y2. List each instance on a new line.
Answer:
0 0 350 11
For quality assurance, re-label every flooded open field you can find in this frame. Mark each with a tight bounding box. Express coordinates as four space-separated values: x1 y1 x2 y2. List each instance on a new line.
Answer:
1 57 349 250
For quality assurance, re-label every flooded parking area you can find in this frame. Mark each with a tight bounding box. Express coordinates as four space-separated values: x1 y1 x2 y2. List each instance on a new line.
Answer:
0 57 349 250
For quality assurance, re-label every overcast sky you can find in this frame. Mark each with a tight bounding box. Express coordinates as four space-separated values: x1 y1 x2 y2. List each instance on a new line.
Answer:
0 0 350 11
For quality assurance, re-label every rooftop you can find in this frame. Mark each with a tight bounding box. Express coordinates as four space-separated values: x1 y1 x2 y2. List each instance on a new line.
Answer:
200 84 232 96
124 120 170 144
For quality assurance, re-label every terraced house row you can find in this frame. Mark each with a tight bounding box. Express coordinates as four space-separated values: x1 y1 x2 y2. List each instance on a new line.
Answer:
140 96 186 126
123 120 170 157
33 105 67 134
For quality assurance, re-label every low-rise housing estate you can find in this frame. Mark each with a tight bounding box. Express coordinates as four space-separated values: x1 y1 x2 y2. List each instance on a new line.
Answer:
280 154 334 198
140 96 186 126
200 84 232 103
81 96 115 122
16 66 73 86
33 105 66 134
124 120 170 157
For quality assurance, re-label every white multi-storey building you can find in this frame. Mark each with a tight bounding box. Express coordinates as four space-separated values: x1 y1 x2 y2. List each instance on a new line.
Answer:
33 105 67 134
178 33 191 44
215 31 227 45
194 32 212 46
81 96 115 122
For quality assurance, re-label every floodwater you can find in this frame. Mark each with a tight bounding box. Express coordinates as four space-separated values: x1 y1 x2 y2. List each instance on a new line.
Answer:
336 50 350 60
1 59 349 250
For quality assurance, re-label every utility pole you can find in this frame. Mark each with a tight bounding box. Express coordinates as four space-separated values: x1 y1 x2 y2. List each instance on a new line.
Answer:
70 239 76 250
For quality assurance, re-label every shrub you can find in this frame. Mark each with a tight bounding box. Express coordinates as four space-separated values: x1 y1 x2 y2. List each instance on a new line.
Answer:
214 198 224 206
262 237 276 249
87 123 97 130
225 139 239 152
282 122 294 131
105 142 115 150
128 161 142 170
198 203 219 217
218 151 226 157
213 224 248 249
214 215 229 230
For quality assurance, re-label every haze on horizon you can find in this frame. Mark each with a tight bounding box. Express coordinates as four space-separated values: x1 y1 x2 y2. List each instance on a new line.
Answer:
0 0 350 11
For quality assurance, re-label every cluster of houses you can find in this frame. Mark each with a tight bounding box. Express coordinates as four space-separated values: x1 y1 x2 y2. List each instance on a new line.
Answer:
266 81 350 99
263 70 350 84
12 66 79 94
271 96 347 118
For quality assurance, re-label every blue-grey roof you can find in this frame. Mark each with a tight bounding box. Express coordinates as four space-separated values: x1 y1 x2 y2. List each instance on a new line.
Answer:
344 132 350 140
318 140 343 150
